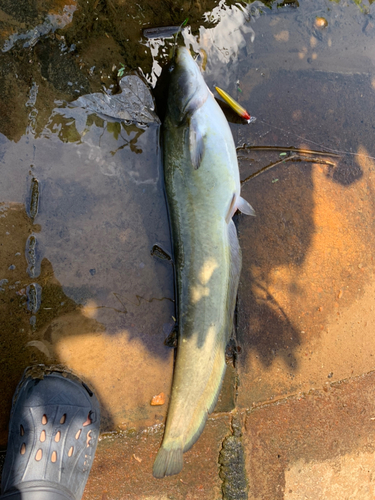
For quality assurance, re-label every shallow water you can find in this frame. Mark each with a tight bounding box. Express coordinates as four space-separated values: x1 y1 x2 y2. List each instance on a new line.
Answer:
1 0 375 445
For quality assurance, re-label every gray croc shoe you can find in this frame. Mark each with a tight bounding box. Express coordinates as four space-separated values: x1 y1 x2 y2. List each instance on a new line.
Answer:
1 365 100 500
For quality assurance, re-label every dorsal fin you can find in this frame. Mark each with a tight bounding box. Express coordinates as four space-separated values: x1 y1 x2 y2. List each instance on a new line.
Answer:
237 196 255 216
226 194 255 223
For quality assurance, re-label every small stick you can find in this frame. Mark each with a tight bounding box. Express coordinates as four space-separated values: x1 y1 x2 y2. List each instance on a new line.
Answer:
237 145 341 158
241 155 337 185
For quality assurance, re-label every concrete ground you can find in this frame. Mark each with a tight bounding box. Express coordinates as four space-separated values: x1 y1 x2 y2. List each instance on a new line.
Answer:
1 1 375 499
80 134 375 499
83 373 375 500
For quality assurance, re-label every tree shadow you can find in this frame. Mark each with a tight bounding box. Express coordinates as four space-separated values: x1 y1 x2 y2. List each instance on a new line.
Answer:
234 68 371 383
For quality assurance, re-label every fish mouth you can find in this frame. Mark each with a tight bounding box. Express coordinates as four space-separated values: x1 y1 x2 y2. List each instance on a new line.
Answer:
176 46 194 66
171 46 208 120
176 47 200 112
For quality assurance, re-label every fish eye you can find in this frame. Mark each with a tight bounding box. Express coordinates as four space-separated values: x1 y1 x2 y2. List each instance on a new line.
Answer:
190 49 199 60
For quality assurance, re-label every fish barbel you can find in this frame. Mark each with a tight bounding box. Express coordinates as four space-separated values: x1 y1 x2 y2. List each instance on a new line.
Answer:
153 47 254 478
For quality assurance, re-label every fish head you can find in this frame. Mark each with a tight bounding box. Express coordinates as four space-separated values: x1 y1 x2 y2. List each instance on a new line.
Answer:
168 46 209 124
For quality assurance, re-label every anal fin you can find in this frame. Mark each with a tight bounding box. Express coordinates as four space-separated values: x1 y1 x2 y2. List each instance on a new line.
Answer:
226 219 241 330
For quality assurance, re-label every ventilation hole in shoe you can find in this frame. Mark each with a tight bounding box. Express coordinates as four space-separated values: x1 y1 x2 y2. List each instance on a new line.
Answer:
60 414 66 424
42 414 48 425
55 431 61 443
82 412 92 427
68 446 74 457
86 431 92 448
40 430 46 443
20 425 24 436
20 443 26 455
75 429 82 440
51 451 57 463
35 449 43 461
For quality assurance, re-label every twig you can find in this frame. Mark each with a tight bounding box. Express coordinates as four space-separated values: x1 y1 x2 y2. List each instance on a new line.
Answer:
241 155 337 185
237 145 341 158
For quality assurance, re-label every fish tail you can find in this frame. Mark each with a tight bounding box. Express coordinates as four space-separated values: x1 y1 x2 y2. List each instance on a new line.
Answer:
153 351 225 477
153 343 226 478
183 339 227 452
178 221 242 456
153 442 183 479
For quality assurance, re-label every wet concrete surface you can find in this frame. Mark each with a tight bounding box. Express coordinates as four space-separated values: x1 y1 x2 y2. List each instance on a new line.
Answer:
236 67 375 409
0 117 175 443
1 0 375 498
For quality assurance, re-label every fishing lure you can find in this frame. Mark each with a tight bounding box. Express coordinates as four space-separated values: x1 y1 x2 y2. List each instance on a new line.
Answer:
215 86 256 124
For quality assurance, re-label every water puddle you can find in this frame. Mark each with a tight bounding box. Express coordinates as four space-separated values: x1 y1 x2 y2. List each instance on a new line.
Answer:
0 64 173 441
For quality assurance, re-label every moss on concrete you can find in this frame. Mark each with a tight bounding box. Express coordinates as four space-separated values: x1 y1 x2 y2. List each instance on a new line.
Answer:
219 416 248 500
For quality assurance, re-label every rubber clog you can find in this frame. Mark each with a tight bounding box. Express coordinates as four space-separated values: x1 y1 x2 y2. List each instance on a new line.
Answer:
1 365 100 500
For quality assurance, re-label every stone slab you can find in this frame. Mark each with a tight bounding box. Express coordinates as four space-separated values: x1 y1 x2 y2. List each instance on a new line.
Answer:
83 415 231 500
243 371 375 500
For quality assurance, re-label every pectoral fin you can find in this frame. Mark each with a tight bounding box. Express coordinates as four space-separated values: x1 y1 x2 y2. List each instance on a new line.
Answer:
189 117 205 169
237 196 255 216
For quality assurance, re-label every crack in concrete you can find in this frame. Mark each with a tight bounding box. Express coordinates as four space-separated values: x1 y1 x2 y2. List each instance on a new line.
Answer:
217 270 249 499
218 412 248 500
244 369 375 419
